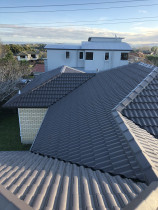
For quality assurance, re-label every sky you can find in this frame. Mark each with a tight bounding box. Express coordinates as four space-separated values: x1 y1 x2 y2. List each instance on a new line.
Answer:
0 0 158 45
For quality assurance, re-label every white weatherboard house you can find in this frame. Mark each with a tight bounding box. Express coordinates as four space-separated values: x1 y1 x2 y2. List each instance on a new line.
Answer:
17 51 39 61
45 37 132 72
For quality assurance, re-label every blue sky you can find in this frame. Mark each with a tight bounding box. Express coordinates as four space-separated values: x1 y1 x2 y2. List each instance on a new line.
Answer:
0 0 158 45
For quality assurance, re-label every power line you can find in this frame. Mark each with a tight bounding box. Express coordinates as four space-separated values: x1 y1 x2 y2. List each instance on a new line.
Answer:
0 18 158 28
1 3 158 13
12 15 158 25
35 19 158 27
66 19 158 27
0 0 151 9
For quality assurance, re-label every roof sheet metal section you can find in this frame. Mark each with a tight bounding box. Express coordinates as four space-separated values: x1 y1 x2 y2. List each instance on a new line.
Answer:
0 151 147 210
81 41 132 51
45 41 131 51
122 68 158 138
45 44 81 49
31 63 153 181
4 67 94 108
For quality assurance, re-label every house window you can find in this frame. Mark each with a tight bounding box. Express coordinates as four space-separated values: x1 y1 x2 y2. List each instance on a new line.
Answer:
79 52 83 59
121 53 128 60
86 52 93 60
66 51 70 59
20 55 25 59
31 54 36 58
105 53 109 60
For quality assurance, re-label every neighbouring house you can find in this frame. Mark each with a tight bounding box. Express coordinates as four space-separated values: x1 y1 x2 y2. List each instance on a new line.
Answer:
2 62 158 209
45 37 132 73
17 51 39 61
32 63 45 75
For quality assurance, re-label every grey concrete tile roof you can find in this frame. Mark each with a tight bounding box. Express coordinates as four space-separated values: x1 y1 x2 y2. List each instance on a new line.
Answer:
0 184 33 210
110 64 158 184
123 181 158 210
115 113 158 184
0 151 147 210
121 67 158 138
31 63 154 181
4 66 95 108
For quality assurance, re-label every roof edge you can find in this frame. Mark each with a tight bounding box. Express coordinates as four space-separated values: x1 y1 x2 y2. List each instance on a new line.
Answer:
112 63 158 112
112 111 158 184
0 184 33 210
123 181 158 210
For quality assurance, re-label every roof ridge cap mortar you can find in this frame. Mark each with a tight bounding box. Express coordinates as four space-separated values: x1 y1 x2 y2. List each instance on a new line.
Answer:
63 66 85 73
112 111 158 184
61 65 66 73
112 64 158 184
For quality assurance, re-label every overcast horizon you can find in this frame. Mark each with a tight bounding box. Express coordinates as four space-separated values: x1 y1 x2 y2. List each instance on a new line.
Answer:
0 0 158 46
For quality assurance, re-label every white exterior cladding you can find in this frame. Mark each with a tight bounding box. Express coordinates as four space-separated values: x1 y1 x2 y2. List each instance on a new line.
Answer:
46 37 132 72
17 53 39 61
18 108 47 144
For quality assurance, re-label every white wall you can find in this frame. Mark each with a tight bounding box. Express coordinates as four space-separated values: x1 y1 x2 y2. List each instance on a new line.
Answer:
46 49 129 72
84 50 129 72
28 54 39 61
47 49 84 71
18 108 47 144
84 51 112 72
17 55 28 61
111 51 129 68
44 59 48 72
17 54 39 61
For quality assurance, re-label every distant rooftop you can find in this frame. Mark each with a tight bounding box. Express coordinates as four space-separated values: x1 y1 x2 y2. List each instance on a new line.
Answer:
33 64 45 73
45 44 81 50
45 36 131 51
88 37 124 42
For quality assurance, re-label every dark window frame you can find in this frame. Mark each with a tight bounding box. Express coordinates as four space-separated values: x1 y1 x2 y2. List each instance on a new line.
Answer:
79 52 83 59
86 52 93 60
121 53 128 60
31 54 36 58
105 52 109 60
20 55 25 59
66 51 70 59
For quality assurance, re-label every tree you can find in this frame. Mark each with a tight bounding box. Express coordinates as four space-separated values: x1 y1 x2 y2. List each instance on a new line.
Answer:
0 53 31 102
9 44 23 54
147 55 158 66
151 46 158 55
0 41 2 58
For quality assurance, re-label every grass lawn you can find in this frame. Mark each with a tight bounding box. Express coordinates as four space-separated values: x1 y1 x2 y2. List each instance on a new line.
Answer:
0 108 31 151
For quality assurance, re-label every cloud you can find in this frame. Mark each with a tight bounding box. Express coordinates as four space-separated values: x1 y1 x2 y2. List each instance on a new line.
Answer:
0 24 158 45
138 10 148 14
98 17 108 21
131 22 144 27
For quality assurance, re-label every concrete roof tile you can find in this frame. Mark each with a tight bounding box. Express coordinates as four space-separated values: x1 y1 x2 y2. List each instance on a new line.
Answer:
4 66 94 108
31 63 153 181
0 151 148 210
122 71 158 138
